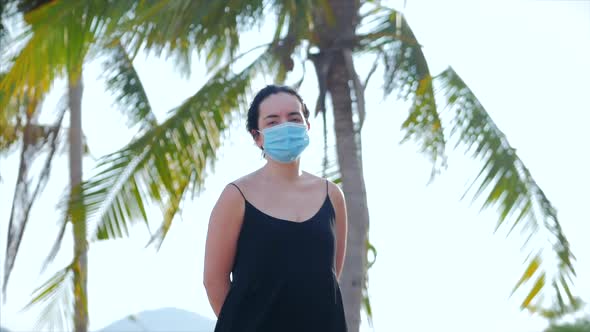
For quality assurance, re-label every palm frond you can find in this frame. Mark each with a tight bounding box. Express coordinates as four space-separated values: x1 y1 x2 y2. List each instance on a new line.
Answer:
146 174 190 250
0 123 19 153
8 0 143 88
0 83 69 157
0 28 60 115
0 0 112 112
22 264 75 332
268 0 316 84
3 99 66 295
120 0 315 82
42 196 70 272
436 66 579 317
101 41 157 131
360 7 447 180
76 50 276 247
0 71 22 154
0 0 15 49
363 239 378 327
1 0 144 283
546 318 590 332
120 0 269 75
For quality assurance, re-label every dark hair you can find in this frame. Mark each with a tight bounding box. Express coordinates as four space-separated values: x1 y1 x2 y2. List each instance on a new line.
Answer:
247 85 310 139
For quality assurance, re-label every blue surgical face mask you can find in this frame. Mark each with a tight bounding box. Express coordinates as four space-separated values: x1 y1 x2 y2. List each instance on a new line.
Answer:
259 122 310 163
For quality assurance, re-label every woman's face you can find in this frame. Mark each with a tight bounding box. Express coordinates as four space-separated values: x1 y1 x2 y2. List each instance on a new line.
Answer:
254 92 309 149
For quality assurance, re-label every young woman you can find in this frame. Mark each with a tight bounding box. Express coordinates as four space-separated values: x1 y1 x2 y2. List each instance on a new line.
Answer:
203 85 348 332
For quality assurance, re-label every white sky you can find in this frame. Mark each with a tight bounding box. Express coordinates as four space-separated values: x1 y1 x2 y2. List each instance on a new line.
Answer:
1 0 589 331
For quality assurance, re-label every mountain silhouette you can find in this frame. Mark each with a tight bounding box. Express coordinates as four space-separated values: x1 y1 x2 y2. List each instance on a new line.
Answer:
97 307 215 332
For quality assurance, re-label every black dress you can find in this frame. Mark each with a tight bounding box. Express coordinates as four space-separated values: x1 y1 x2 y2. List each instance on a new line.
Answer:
213 181 348 332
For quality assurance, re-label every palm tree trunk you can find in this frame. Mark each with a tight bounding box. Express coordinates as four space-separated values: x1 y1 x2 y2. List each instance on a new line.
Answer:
68 74 88 332
328 54 369 332
314 1 368 331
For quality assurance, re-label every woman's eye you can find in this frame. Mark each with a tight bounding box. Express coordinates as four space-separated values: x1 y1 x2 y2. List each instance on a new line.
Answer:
290 118 302 122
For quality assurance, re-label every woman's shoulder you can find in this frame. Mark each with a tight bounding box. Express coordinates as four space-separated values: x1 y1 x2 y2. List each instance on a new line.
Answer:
228 170 340 194
301 172 342 195
228 170 260 188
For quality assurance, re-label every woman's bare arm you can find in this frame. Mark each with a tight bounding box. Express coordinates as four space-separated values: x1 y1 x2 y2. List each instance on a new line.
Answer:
329 182 348 281
203 184 245 317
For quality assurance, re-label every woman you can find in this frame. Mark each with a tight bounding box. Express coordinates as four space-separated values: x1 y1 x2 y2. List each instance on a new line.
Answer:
203 85 349 332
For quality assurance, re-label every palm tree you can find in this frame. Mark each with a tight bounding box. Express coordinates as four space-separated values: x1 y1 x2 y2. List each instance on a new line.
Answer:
2 1 579 331
0 1 157 331
107 2 577 330
545 317 590 332
70 0 578 331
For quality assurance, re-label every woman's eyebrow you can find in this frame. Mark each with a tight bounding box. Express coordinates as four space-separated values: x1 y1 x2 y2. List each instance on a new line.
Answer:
263 112 300 120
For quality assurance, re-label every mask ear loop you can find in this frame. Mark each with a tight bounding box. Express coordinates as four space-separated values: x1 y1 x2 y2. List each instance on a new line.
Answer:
255 130 265 158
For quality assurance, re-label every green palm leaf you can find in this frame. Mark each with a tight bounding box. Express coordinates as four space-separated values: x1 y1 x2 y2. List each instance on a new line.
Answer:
361 7 447 180
120 0 267 74
363 239 378 327
146 173 191 250
22 264 75 332
101 41 157 131
120 0 316 82
436 66 579 316
0 1 15 54
76 49 276 247
0 28 62 115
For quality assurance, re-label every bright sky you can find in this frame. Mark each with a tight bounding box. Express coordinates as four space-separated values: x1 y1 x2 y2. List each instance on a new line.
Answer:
1 1 589 331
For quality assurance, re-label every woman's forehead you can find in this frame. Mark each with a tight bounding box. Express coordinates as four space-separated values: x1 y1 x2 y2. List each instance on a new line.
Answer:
259 93 302 116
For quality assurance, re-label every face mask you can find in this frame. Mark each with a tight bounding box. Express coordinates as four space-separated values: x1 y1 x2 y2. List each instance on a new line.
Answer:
259 122 310 163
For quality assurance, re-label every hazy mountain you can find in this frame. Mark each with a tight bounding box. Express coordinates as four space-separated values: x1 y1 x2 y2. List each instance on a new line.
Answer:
97 307 215 332
1 327 12 332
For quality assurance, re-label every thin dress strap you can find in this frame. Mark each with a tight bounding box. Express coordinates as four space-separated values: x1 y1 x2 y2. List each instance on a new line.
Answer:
228 182 246 200
325 179 329 197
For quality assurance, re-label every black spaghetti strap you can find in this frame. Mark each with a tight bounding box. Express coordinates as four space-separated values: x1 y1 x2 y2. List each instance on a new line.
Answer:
325 179 329 197
228 182 246 200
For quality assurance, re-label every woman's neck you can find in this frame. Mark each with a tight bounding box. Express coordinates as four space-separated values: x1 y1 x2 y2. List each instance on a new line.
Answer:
260 159 303 183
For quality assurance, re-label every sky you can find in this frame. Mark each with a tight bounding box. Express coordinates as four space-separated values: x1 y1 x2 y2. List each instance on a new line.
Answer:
1 0 589 331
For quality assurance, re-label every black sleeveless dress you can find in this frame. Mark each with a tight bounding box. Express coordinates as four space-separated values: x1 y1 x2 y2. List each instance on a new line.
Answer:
213 181 348 332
